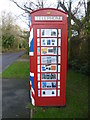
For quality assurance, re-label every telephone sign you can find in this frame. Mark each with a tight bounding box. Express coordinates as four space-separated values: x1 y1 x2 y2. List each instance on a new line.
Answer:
29 8 67 106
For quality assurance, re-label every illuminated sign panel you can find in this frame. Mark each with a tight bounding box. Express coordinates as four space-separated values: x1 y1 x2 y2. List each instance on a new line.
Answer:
35 16 63 21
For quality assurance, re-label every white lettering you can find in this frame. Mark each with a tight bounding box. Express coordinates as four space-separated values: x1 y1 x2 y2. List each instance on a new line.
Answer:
35 16 63 21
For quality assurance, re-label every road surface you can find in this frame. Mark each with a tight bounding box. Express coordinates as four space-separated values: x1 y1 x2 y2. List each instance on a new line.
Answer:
2 51 25 72
2 79 30 118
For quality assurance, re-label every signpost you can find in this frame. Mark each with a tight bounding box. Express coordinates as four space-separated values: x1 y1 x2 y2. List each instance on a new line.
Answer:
29 8 67 106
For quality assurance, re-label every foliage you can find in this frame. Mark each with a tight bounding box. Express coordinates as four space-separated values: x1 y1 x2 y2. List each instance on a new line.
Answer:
1 11 27 51
2 34 14 48
68 34 89 75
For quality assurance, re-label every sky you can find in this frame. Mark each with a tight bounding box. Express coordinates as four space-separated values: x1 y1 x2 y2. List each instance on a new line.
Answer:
0 0 87 31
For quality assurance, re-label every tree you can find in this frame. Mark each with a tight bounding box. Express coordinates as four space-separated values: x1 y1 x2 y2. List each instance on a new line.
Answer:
1 11 26 51
57 0 87 60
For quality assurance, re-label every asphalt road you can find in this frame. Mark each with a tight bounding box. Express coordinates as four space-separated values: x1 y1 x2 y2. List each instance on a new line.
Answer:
2 51 25 72
2 79 30 118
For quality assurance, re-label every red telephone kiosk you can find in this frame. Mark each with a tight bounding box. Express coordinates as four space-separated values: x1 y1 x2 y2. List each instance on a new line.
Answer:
29 8 67 106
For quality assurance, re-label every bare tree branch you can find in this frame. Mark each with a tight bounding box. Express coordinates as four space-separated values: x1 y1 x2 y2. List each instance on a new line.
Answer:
10 0 30 13
72 1 84 15
57 1 82 27
83 0 87 15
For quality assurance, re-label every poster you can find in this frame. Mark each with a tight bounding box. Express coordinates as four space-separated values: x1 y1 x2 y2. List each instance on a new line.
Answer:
41 56 57 64
41 47 57 55
41 90 56 97
41 82 56 88
41 38 57 46
41 65 57 72
41 29 57 37
41 73 57 80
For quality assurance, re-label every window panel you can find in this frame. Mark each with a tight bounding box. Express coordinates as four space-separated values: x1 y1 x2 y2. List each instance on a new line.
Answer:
58 56 61 64
37 47 40 55
37 56 40 64
41 90 56 97
58 73 60 80
58 90 60 96
58 29 61 37
58 47 61 55
58 65 60 72
41 38 57 46
58 38 61 46
41 82 56 88
38 65 40 72
41 29 57 37
41 56 57 64
37 29 39 37
38 82 40 88
41 73 57 80
38 90 40 96
38 73 40 80
37 38 40 46
41 47 57 55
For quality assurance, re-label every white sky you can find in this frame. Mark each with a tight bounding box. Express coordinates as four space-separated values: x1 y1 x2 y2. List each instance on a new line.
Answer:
0 0 87 30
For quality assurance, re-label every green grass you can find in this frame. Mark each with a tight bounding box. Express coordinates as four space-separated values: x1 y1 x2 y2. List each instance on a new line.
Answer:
27 70 88 118
2 61 30 79
2 61 88 118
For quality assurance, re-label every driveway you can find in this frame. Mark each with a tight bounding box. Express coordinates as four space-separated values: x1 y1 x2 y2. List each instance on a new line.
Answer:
2 79 30 118
2 51 25 72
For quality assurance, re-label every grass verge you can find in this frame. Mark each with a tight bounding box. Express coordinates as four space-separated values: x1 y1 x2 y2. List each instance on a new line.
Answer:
27 70 88 118
2 61 30 79
2 61 88 118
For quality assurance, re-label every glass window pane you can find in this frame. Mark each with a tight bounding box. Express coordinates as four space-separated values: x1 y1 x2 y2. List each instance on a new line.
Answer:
38 90 40 96
58 73 60 80
41 47 57 55
58 29 61 37
41 82 56 88
58 38 61 46
41 90 56 97
37 47 40 55
41 65 57 72
41 29 57 37
41 56 57 64
38 82 40 88
58 65 60 72
38 65 40 72
37 56 40 64
58 47 61 55
41 38 57 46
58 81 60 86
41 73 57 80
37 38 40 46
37 29 39 37
58 56 61 64
38 73 40 80
58 90 60 96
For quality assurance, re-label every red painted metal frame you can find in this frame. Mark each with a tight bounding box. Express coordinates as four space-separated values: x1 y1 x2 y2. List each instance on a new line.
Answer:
30 8 67 106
